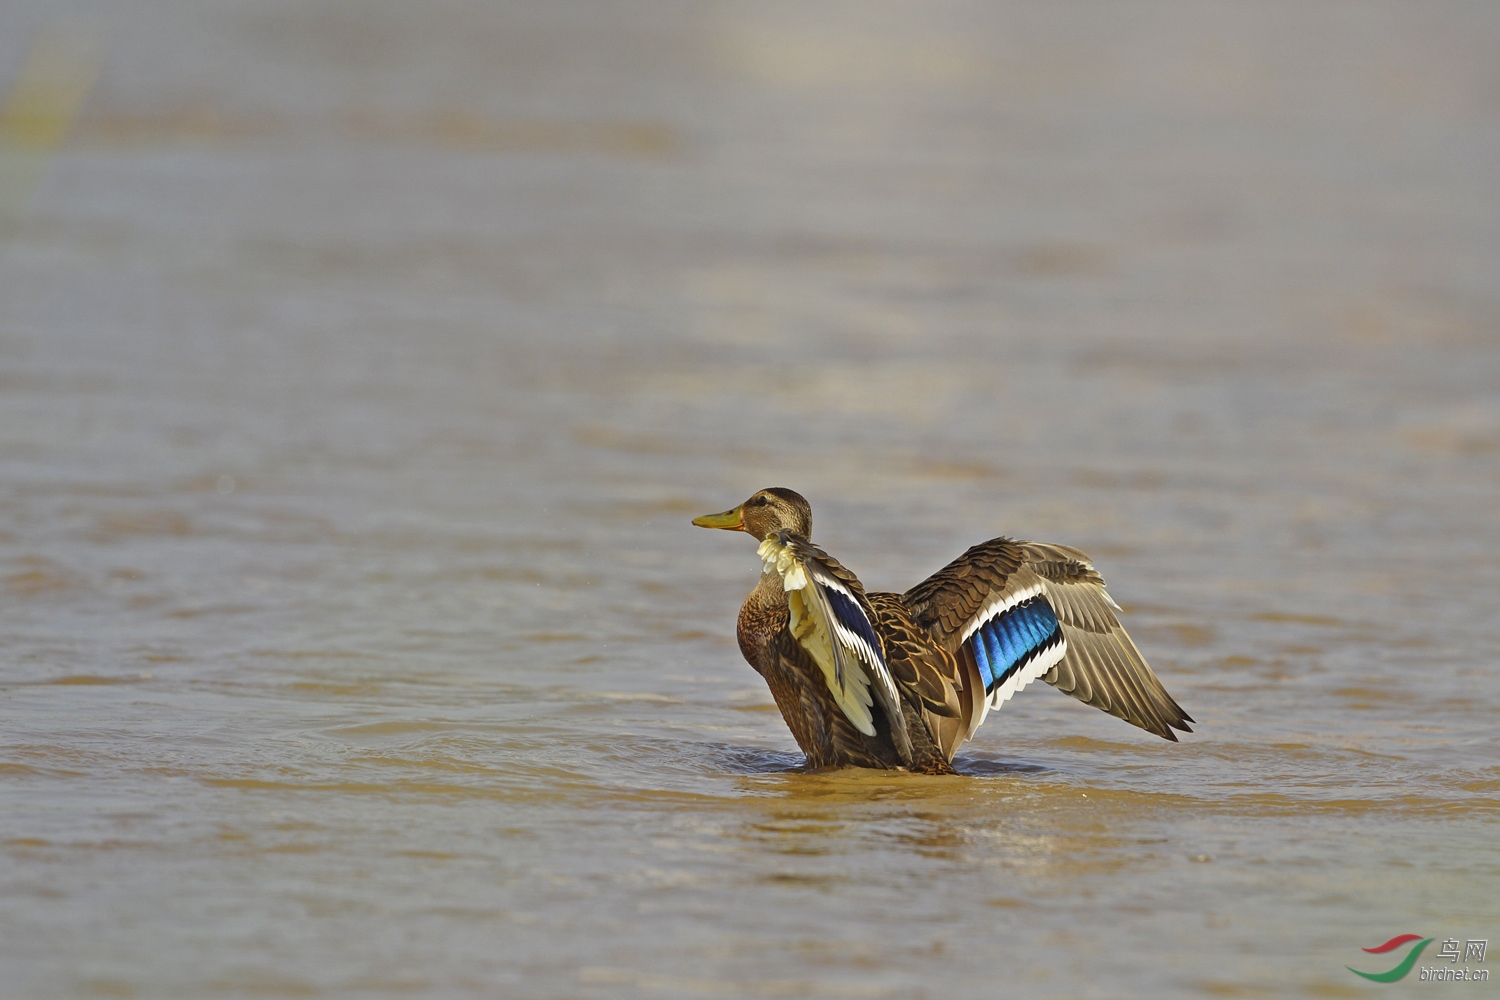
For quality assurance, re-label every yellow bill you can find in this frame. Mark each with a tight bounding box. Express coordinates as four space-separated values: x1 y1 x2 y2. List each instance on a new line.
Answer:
691 505 744 530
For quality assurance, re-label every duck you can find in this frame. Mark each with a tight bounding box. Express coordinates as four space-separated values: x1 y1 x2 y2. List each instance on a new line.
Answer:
693 488 1192 774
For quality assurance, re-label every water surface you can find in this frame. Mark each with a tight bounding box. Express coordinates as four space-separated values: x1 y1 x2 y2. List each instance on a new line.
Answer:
1 2 1498 997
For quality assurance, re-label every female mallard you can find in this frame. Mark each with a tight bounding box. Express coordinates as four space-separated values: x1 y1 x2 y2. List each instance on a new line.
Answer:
694 488 1192 774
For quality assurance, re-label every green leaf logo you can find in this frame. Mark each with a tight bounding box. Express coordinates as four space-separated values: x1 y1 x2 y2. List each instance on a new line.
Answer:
1347 936 1433 983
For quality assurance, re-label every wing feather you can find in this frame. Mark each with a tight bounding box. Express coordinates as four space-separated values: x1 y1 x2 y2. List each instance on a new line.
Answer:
760 531 914 764
760 629 905 770
865 593 961 718
903 536 1192 742
1047 656 1093 705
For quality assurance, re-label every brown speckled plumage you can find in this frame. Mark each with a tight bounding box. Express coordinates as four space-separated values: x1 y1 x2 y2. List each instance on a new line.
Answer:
694 489 1192 772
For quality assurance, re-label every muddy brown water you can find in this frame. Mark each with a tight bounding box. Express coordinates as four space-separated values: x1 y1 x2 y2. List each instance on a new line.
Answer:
1 2 1497 997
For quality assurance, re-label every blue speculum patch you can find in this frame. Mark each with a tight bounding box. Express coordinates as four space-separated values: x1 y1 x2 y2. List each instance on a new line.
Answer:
822 582 882 660
968 597 1061 692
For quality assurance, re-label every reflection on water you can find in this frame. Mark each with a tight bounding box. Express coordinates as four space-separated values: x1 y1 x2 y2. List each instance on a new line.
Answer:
2 0 1499 997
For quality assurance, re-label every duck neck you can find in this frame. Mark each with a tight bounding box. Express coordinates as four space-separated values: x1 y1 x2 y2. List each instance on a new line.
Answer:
750 568 787 610
737 569 789 669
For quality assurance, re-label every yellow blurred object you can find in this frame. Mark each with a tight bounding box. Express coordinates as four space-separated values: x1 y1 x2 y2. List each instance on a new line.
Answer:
0 24 101 237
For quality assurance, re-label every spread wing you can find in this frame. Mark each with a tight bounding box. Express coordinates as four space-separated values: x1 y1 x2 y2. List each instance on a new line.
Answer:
758 530 914 764
902 537 1193 742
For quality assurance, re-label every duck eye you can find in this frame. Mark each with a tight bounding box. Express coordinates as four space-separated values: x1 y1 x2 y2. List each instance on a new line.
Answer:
748 496 767 506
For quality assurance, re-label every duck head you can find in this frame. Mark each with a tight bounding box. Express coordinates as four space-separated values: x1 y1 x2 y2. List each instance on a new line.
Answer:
692 487 812 540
